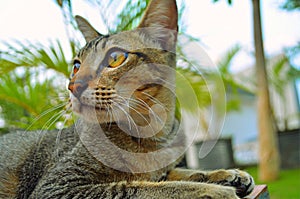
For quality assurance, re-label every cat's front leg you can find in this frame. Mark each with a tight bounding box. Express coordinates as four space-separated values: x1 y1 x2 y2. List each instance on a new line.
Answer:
167 168 255 198
127 181 239 199
31 180 239 199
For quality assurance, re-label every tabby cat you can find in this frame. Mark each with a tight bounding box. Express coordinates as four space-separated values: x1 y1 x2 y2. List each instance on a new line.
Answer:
0 0 254 198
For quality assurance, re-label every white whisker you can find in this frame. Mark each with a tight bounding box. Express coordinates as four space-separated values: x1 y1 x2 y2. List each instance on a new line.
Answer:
55 106 72 160
141 91 169 111
157 77 175 90
111 101 140 136
114 97 157 137
118 95 164 126
112 101 134 131
108 105 114 128
35 108 70 155
115 97 151 126
37 109 67 138
26 102 69 131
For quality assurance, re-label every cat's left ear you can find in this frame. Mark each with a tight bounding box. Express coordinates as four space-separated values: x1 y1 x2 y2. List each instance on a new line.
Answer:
137 0 178 51
75 15 102 42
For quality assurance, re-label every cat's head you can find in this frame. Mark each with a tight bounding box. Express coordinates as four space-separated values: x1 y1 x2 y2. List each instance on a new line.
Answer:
68 0 178 131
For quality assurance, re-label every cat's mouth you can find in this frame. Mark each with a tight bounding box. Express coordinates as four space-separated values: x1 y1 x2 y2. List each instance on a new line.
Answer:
79 103 109 112
71 97 110 115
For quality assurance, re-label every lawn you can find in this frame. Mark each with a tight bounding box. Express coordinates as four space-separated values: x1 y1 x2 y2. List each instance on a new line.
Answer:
245 167 300 199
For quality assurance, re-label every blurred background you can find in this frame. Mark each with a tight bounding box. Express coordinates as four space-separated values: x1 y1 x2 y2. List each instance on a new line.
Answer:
0 0 299 198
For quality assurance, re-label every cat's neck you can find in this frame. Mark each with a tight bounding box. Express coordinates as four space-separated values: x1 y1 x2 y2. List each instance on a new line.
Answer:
74 117 185 173
75 117 178 152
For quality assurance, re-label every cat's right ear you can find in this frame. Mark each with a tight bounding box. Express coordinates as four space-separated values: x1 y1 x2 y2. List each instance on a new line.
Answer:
75 15 102 42
137 0 178 51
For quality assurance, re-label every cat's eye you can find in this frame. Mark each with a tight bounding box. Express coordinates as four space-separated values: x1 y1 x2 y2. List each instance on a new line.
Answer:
108 51 128 68
72 60 81 76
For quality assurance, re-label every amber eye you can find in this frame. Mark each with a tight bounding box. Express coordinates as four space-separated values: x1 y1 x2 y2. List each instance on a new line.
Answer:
72 60 81 76
108 51 128 68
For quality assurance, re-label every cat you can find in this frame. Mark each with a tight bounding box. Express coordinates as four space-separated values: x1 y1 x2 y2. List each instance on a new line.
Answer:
0 0 254 198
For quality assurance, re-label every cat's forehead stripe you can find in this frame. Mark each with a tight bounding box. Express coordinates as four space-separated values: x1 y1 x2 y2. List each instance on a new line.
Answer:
77 35 110 57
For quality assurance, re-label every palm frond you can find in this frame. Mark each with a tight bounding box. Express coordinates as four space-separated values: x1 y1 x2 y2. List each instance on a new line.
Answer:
176 67 211 112
218 44 241 73
0 39 73 77
113 0 150 32
268 55 300 97
0 68 69 130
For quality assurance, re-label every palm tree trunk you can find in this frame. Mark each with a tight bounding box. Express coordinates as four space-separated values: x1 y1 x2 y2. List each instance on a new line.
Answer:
252 0 280 181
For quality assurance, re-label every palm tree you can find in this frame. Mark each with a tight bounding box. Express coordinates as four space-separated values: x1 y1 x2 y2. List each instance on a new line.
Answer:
214 0 280 181
252 0 280 181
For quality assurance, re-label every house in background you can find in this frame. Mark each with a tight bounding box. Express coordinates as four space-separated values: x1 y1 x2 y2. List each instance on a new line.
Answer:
184 54 300 169
234 54 300 131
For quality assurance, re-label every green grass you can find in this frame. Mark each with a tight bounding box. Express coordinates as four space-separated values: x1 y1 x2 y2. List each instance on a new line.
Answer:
245 167 300 199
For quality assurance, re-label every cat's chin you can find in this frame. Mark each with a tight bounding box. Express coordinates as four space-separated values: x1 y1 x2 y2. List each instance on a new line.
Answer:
71 101 113 124
77 107 113 124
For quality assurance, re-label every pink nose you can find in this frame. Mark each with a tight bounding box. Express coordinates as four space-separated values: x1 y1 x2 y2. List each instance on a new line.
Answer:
68 81 87 98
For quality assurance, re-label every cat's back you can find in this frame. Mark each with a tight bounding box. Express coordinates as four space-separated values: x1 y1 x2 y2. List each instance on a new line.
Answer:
0 131 42 198
0 127 78 198
0 131 41 169
0 127 78 166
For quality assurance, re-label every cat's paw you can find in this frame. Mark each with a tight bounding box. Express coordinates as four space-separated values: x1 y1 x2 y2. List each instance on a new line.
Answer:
208 169 255 198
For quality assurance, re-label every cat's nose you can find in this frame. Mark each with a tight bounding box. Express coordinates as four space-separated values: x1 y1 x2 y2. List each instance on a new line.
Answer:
68 80 88 99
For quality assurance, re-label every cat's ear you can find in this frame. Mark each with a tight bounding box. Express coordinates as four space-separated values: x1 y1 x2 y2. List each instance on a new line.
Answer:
137 0 178 50
75 15 102 42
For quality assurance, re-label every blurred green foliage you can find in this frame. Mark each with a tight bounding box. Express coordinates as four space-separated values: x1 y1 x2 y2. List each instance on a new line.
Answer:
281 0 300 11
